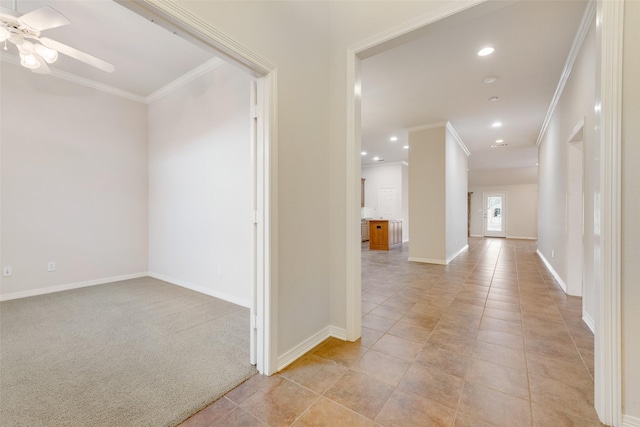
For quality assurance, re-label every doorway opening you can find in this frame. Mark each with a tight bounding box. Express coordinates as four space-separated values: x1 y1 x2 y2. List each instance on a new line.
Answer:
115 0 276 375
483 192 507 238
347 1 623 424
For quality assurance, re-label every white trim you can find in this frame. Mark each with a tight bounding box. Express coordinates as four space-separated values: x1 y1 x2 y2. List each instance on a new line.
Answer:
345 49 362 342
446 244 469 264
595 0 623 424
536 1 596 147
408 257 447 265
446 122 471 156
0 52 146 103
276 325 346 371
506 235 538 240
328 326 347 341
0 272 147 301
536 249 568 293
148 272 250 308
583 311 595 334
407 121 448 133
146 57 225 103
345 0 487 349
623 415 640 427
118 0 275 76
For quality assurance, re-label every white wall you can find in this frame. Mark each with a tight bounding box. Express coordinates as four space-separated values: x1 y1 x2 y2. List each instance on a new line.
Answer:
148 63 253 307
622 0 640 419
408 125 446 263
0 62 148 299
173 0 456 357
469 185 538 239
361 161 408 241
401 162 409 242
469 167 538 187
408 123 467 264
537 19 595 319
445 126 469 261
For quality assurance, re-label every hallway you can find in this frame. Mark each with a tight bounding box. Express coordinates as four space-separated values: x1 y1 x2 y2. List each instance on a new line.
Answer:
181 238 602 426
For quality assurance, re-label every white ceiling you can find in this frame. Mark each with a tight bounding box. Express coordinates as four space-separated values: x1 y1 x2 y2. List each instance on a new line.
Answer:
360 0 588 169
0 0 215 97
2 0 587 170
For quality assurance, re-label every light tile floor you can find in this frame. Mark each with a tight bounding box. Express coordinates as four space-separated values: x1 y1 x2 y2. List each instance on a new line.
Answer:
180 238 604 426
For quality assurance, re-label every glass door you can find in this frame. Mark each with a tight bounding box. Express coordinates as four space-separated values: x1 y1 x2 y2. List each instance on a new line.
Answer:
484 192 506 237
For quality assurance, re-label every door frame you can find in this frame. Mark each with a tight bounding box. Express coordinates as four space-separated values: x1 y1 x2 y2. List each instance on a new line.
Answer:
346 0 623 424
116 0 278 375
482 192 507 238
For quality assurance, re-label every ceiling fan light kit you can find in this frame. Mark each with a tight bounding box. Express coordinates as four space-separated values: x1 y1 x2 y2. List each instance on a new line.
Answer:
0 2 114 74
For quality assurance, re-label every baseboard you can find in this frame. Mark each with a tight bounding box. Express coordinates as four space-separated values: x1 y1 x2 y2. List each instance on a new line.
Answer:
470 234 483 238
328 325 347 340
536 249 568 293
0 272 148 301
582 311 595 334
277 325 346 371
506 235 538 240
623 414 640 427
446 244 469 264
148 272 250 308
408 257 446 265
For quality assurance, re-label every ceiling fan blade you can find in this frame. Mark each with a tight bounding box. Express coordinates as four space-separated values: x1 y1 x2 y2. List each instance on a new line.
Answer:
31 53 51 74
39 37 115 73
18 6 70 31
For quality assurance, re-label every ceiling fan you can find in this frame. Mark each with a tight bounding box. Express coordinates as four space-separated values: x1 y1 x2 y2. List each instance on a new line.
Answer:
0 2 114 74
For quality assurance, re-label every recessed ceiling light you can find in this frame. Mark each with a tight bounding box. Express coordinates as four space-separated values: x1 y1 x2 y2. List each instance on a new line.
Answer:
491 143 508 148
492 121 502 128
403 145 409 149
373 156 380 161
495 139 504 143
478 47 494 56
361 151 367 156
488 96 499 102
483 77 497 84
390 136 398 142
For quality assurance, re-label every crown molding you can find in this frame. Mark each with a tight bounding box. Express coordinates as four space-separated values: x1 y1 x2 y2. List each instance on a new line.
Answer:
1 52 146 103
536 0 596 147
407 121 448 133
146 57 225 103
446 121 471 156
2 52 227 105
362 160 406 169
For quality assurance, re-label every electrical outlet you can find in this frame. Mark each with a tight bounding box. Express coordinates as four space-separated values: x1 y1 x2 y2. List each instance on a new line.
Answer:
47 261 56 272
2 266 12 277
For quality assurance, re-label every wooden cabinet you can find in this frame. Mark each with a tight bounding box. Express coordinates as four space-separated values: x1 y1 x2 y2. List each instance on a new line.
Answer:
369 220 402 250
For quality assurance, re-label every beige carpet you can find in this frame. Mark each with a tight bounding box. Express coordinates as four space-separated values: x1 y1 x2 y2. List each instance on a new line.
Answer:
0 277 256 426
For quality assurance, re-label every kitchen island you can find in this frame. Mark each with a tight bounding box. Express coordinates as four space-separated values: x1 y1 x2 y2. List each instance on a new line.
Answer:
369 219 402 250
